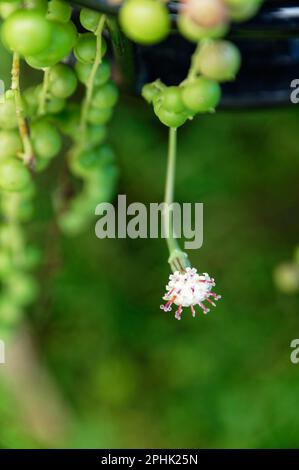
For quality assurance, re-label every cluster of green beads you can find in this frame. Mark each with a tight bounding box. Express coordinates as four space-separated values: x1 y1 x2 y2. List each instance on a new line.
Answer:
140 0 264 128
59 8 119 235
0 1 118 335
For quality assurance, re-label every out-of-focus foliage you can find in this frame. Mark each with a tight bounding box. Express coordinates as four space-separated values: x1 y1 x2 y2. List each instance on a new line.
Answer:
1 64 299 447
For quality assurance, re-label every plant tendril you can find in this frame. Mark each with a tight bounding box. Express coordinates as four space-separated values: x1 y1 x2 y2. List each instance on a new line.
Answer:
11 52 35 169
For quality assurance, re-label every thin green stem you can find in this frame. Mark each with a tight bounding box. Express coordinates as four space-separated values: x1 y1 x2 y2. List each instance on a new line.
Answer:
79 14 106 140
38 67 50 116
186 41 202 82
164 127 178 254
164 128 177 206
163 127 191 272
11 52 35 168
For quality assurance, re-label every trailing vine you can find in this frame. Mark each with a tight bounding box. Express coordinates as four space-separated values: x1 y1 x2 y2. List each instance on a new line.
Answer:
0 0 265 334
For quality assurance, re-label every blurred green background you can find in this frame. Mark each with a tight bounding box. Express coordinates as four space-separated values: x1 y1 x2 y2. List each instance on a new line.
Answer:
1 44 299 448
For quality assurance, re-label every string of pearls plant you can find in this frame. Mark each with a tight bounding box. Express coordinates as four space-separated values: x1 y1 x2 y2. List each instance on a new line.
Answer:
0 0 264 332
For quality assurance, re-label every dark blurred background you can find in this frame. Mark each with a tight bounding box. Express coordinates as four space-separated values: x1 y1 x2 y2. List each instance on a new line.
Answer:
1 39 299 448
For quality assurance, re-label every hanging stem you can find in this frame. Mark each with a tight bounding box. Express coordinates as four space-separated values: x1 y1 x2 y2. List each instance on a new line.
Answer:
164 127 178 254
163 127 190 272
79 14 106 140
38 67 50 116
11 52 35 169
186 41 202 83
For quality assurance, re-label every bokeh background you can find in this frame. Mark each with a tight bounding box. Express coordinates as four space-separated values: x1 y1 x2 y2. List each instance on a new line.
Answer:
1 40 299 449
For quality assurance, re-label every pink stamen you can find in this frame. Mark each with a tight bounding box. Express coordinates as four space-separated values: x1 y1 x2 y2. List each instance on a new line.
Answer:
198 302 210 315
175 305 182 320
190 305 196 317
210 292 221 300
160 296 176 312
198 279 213 284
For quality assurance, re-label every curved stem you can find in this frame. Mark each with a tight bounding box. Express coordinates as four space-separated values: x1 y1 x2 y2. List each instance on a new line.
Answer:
79 14 106 140
38 67 50 116
11 52 35 169
186 41 202 83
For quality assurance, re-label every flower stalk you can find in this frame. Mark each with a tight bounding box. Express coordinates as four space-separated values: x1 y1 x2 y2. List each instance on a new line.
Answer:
79 14 106 140
11 52 35 168
164 127 191 273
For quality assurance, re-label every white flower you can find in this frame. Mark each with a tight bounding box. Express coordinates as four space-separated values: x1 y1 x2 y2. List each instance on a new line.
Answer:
160 267 221 320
